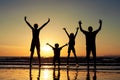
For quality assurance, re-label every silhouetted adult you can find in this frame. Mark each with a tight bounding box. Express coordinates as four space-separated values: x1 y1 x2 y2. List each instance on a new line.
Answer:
79 19 102 69
63 27 79 66
47 43 67 67
24 16 50 69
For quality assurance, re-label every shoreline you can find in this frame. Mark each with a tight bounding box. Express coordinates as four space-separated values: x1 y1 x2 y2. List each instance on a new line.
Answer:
0 65 120 70
0 62 120 66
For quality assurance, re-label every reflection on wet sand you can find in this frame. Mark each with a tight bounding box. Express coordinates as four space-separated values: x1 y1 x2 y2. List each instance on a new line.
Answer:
67 66 79 80
86 65 97 80
29 67 41 80
29 66 98 80
53 67 60 80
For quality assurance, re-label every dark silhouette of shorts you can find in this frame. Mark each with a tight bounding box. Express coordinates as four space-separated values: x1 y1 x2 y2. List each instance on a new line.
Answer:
30 40 40 52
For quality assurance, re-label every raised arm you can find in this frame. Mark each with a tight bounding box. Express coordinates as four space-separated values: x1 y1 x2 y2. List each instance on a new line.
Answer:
95 19 102 32
63 28 69 37
78 21 86 33
24 16 33 29
74 27 79 38
46 43 54 48
60 43 68 49
38 18 50 30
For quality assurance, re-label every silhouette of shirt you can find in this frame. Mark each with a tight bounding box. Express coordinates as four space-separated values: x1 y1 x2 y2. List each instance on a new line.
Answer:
83 30 99 47
69 34 75 46
32 29 40 40
52 47 62 59
31 28 40 43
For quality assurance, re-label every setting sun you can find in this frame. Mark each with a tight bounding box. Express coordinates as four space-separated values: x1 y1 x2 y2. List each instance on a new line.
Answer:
41 45 53 57
42 45 52 52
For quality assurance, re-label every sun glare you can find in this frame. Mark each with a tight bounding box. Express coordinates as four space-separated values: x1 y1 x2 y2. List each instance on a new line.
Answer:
42 45 51 52
41 45 53 57
43 69 49 79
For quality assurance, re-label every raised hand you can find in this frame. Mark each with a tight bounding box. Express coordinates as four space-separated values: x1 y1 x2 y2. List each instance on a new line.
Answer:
76 27 79 30
46 43 49 45
99 19 102 24
65 43 68 46
24 16 27 21
63 28 66 30
79 20 82 24
48 18 50 22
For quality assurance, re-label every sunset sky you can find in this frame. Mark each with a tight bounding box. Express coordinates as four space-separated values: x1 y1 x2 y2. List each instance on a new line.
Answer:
0 0 120 57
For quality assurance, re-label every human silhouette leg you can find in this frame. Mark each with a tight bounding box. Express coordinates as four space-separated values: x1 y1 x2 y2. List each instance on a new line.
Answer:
29 59 32 80
30 41 35 68
92 48 96 70
67 48 71 65
53 58 56 67
58 58 60 67
72 47 78 64
86 47 90 70
30 51 34 69
37 49 41 67
67 53 70 65
87 57 90 70
29 51 34 79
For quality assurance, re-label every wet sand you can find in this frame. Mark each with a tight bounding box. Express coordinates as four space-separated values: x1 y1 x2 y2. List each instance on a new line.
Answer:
0 66 120 80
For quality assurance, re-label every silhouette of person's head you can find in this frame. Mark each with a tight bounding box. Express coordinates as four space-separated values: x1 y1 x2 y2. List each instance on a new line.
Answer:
55 43 59 48
70 33 74 38
88 26 93 32
34 24 38 29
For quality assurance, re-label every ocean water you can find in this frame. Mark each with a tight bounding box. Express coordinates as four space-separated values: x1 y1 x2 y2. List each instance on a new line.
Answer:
0 56 120 70
0 57 120 80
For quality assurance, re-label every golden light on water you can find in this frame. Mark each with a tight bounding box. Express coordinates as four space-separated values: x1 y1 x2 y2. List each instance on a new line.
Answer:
43 69 49 79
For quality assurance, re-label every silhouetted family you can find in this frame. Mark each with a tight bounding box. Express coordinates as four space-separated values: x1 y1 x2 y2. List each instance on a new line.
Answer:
24 17 102 70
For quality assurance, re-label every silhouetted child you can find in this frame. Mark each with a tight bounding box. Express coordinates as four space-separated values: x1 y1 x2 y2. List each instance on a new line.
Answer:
46 43 67 67
24 16 50 70
79 19 102 70
63 27 79 66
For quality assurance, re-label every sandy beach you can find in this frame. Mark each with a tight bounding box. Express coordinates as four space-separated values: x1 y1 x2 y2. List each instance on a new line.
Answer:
0 57 120 80
0 65 120 80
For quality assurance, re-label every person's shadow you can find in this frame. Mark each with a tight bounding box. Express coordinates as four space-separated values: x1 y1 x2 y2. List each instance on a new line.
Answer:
29 68 41 80
86 66 97 80
67 67 78 80
53 67 60 80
